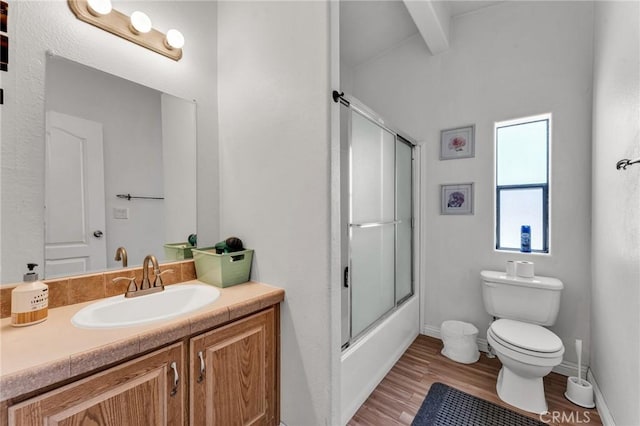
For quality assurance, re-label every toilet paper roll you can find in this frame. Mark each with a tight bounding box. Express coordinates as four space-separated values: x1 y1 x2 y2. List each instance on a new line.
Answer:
506 261 516 277
515 260 534 278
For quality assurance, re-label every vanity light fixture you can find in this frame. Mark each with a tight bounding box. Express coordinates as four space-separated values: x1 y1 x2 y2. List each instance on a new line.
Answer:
165 29 185 50
86 0 112 16
129 11 152 35
67 0 182 61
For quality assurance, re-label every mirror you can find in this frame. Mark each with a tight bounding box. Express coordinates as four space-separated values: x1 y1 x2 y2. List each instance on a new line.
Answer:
42 55 197 279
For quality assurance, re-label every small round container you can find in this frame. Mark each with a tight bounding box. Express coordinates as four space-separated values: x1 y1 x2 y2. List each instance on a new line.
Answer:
565 376 595 408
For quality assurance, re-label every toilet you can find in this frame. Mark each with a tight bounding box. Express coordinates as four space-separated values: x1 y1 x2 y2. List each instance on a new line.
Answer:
481 270 564 414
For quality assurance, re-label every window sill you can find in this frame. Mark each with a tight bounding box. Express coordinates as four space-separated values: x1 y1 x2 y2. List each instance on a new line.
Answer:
494 248 550 256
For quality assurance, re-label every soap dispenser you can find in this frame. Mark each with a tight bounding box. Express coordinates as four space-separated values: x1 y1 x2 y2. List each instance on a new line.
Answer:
11 263 49 327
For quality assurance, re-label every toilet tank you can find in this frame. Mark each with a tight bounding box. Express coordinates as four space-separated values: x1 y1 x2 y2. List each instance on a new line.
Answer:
481 270 563 326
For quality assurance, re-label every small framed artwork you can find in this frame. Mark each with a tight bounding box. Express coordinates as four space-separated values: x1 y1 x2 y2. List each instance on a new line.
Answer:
440 125 475 160
0 1 6 33
441 183 474 215
0 34 7 72
0 1 6 72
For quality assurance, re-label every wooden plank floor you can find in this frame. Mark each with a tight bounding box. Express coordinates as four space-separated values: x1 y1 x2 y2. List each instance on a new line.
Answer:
348 335 602 426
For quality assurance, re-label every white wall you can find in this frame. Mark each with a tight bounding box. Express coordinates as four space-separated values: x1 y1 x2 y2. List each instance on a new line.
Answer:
351 1 594 366
45 57 166 268
217 2 336 425
1 0 218 283
591 2 640 424
340 60 354 96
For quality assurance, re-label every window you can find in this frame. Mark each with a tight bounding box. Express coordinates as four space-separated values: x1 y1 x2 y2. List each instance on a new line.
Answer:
495 114 550 253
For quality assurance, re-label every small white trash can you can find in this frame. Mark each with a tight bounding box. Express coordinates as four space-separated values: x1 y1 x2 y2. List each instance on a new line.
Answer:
441 320 480 364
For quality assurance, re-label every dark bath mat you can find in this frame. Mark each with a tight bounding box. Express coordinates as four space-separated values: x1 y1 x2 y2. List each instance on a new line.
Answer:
412 383 545 426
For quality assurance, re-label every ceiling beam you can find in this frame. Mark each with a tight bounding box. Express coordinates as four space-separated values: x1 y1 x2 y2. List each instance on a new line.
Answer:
403 0 450 55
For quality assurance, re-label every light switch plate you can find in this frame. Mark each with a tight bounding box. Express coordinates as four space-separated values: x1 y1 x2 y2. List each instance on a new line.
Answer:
113 207 129 219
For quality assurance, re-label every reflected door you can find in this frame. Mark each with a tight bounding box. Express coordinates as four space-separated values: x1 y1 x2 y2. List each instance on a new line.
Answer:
44 111 107 278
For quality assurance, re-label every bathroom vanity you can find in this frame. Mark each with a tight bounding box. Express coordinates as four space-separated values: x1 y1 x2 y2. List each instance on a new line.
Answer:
0 280 283 425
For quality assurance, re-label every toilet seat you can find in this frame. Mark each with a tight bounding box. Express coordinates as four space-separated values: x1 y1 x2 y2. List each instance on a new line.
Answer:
488 331 563 368
489 319 564 359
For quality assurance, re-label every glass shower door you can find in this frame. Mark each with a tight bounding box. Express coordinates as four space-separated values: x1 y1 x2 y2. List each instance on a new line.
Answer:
349 111 397 338
395 138 413 303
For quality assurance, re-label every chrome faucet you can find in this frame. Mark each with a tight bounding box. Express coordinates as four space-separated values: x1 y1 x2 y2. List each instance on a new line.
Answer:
112 254 173 298
114 246 128 268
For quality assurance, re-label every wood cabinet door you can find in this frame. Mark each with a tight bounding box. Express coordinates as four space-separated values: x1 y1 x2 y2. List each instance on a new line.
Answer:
8 342 186 426
190 307 278 426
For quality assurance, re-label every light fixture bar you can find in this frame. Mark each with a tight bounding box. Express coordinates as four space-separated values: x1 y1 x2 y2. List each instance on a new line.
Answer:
67 0 182 61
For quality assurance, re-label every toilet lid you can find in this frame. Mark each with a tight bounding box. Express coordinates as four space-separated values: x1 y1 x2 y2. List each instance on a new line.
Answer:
491 319 563 353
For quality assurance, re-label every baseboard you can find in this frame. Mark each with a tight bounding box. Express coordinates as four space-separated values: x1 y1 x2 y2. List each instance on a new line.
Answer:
554 360 587 379
421 324 443 340
588 370 616 426
421 324 587 378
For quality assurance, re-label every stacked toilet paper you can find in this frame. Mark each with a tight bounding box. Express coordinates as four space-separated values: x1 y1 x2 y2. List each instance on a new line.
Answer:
506 260 534 278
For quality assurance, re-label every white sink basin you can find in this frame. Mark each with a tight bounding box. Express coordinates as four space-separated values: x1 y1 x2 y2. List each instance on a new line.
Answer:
71 284 220 329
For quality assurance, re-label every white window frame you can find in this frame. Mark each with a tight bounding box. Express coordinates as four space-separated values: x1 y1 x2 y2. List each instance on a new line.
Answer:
494 113 551 254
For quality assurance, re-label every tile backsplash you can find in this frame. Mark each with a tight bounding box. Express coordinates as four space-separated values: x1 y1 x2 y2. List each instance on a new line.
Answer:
0 260 197 319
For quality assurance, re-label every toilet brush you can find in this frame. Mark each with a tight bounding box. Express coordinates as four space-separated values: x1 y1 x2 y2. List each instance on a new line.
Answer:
565 339 595 408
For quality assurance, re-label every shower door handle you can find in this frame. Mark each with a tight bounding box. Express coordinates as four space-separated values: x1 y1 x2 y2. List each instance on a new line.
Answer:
343 266 349 288
350 220 401 228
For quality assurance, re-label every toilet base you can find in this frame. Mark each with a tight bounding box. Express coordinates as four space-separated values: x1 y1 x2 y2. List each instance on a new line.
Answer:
496 366 548 414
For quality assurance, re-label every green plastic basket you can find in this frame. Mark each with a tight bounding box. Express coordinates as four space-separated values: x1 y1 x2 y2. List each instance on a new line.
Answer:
163 242 196 261
192 248 254 288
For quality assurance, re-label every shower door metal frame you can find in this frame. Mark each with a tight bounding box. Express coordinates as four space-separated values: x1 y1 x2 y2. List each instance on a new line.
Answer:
341 96 416 350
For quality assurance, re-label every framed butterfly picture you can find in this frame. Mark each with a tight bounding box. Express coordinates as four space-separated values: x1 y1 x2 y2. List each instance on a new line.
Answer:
441 183 474 215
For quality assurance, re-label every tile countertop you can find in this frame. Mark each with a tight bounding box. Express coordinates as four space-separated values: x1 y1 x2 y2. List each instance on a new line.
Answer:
0 280 284 402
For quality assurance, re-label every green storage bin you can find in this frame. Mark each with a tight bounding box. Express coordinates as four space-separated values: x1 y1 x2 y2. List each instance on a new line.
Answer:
192 248 254 288
164 242 196 261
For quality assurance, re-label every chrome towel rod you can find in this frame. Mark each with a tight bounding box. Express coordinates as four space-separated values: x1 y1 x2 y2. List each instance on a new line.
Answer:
616 157 640 170
116 193 164 201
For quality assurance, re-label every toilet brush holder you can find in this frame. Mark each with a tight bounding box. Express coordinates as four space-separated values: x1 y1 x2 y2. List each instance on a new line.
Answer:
565 376 595 408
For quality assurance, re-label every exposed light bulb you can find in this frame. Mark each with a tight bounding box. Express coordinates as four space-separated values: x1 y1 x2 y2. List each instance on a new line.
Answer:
87 0 112 16
130 11 152 34
165 29 185 50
